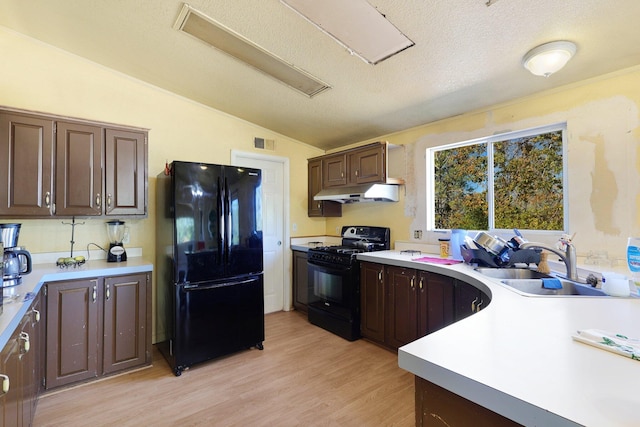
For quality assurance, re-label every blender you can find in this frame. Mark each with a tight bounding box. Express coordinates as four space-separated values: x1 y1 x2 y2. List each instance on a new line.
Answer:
106 220 127 262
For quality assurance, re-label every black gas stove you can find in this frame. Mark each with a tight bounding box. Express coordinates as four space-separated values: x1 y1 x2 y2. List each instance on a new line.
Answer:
307 226 390 266
307 226 390 341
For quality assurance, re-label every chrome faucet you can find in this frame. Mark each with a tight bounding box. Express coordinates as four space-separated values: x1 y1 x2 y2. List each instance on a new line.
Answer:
519 241 578 281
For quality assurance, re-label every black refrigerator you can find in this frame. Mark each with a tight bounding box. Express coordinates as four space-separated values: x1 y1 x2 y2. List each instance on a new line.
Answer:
156 161 264 376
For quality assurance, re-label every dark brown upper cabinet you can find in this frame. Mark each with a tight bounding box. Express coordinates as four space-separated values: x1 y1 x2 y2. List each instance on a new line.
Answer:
307 141 404 217
0 112 55 216
348 143 386 185
0 107 148 218
308 158 341 217
313 141 404 190
55 121 103 216
322 152 348 188
105 129 146 216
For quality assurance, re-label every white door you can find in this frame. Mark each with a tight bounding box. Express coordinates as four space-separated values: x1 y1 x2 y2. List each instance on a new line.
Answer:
231 151 289 313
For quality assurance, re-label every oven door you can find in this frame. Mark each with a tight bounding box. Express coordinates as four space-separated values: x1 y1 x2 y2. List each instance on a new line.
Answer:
307 259 357 319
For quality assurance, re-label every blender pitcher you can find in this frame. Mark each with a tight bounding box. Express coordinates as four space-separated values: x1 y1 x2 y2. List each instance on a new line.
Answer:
106 220 127 262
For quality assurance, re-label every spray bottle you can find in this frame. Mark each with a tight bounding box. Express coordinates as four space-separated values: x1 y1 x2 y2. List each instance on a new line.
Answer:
626 237 640 295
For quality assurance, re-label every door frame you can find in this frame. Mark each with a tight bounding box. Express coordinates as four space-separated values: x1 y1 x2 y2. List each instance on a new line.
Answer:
231 150 292 311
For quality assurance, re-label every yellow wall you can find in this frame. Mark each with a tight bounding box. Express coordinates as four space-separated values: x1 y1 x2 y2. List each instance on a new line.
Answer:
329 68 640 263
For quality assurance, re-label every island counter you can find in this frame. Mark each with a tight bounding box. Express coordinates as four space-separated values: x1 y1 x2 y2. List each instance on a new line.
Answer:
358 250 640 427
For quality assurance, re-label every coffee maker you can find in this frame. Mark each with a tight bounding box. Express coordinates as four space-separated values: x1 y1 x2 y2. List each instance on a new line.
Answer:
106 220 127 262
1 223 33 287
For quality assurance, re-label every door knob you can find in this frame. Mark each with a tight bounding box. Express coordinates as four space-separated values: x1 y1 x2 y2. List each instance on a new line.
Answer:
277 241 282 246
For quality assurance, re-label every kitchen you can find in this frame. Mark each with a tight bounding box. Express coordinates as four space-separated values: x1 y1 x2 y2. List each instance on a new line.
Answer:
1 1 640 426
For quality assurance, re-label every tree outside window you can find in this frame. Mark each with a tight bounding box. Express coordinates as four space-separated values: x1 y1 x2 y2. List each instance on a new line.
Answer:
431 125 565 231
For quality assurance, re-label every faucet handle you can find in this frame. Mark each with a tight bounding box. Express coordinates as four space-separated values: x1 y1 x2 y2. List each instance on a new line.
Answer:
557 233 575 251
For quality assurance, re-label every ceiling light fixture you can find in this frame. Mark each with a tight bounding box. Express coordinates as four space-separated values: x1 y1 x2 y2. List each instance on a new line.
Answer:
281 0 414 65
522 41 577 77
174 3 330 97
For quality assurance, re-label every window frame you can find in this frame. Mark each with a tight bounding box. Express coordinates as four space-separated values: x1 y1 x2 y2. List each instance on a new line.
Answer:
426 123 569 233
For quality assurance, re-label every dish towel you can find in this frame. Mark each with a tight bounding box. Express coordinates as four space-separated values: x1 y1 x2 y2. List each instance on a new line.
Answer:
412 256 463 265
572 329 640 361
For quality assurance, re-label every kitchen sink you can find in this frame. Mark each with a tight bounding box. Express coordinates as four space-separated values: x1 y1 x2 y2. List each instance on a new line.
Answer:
474 267 552 280
474 267 612 297
500 279 607 297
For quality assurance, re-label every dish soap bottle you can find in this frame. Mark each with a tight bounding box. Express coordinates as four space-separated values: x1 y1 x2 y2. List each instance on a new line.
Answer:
626 237 640 295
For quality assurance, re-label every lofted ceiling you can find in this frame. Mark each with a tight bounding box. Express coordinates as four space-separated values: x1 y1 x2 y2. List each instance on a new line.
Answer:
1 0 640 151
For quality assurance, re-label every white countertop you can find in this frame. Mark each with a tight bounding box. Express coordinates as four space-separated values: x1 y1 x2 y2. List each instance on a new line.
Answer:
357 250 640 427
0 257 153 350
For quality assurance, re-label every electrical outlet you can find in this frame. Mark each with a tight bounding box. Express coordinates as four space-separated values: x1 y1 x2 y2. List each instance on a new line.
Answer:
292 223 297 232
414 230 422 239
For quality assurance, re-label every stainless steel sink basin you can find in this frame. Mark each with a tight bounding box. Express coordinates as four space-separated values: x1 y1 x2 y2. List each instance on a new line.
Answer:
474 267 552 280
500 279 607 297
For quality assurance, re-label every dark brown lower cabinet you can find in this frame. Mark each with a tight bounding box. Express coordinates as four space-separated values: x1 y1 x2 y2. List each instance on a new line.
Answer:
421 271 455 335
415 376 521 427
360 262 386 344
386 266 419 348
103 274 150 374
360 263 488 350
0 291 44 427
0 321 22 427
385 268 457 349
292 250 309 312
45 272 151 390
455 279 489 320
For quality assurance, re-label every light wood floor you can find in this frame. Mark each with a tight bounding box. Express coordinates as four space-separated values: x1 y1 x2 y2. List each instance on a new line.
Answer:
33 310 414 427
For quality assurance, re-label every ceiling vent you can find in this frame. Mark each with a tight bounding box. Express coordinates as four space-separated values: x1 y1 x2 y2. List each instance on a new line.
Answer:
174 3 331 97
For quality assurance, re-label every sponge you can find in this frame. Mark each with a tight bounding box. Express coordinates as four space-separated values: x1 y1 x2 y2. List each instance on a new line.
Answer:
542 278 563 289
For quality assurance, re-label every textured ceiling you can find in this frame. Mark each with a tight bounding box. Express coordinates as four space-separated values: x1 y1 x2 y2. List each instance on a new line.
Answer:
1 0 640 150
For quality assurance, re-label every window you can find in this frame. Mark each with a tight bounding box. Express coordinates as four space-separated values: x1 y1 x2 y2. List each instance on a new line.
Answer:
428 124 566 232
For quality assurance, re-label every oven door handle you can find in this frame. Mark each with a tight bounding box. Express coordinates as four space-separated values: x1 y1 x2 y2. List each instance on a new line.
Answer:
308 259 353 273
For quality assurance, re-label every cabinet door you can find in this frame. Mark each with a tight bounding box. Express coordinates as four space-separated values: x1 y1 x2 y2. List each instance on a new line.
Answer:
18 313 35 427
46 279 100 389
308 159 323 216
0 328 22 427
55 121 103 216
349 144 385 185
308 159 341 217
0 112 54 216
455 281 488 321
385 266 418 349
103 273 148 374
30 291 46 414
419 272 455 337
105 129 146 215
322 153 347 188
360 262 386 344
415 376 520 427
292 251 309 312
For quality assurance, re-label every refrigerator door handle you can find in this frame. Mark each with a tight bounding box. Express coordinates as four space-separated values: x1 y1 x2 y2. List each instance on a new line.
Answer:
225 178 232 256
182 277 258 291
218 176 225 261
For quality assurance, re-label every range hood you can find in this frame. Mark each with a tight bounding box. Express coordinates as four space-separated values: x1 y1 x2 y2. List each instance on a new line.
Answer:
313 184 399 204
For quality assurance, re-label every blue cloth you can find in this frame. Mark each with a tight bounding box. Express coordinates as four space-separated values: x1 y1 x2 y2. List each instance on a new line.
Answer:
542 278 563 289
